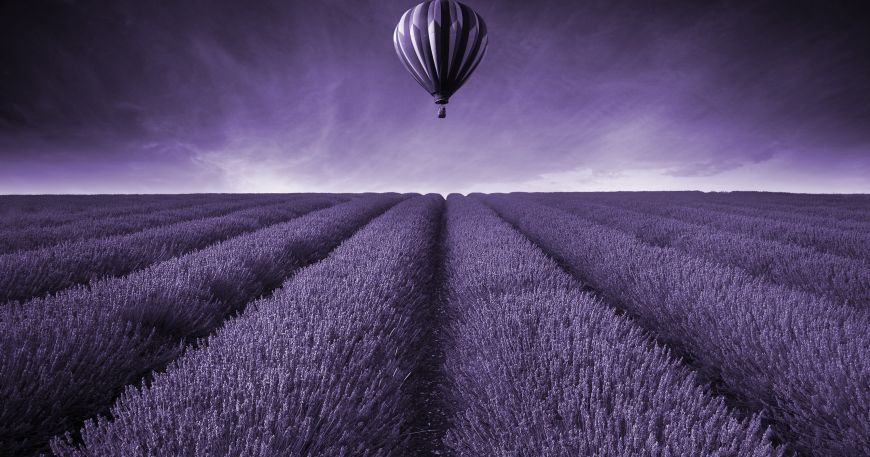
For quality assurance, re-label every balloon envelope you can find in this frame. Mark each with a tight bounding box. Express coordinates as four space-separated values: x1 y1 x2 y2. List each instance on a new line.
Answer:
393 0 488 115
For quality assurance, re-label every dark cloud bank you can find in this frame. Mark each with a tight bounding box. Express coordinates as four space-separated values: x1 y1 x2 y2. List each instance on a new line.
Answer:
1 0 868 193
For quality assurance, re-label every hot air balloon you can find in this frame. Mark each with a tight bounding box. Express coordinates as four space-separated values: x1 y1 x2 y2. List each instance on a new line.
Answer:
393 0 488 118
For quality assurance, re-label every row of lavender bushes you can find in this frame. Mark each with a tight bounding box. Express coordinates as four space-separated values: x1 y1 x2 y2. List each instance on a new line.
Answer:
673 191 870 219
0 194 241 229
0 196 339 304
0 194 403 455
530 194 870 307
52 195 442 456
0 194 310 254
441 196 780 456
555 191 870 231
671 198 870 232
568 192 870 262
573 191 870 231
481 194 870 456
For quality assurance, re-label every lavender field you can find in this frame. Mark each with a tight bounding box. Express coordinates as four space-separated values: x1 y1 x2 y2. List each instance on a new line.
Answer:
0 192 868 457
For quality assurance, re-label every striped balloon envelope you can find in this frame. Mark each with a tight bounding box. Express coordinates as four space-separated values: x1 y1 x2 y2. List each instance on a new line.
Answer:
393 0 488 118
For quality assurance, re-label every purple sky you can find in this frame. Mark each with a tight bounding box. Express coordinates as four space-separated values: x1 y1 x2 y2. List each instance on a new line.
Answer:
1 0 869 194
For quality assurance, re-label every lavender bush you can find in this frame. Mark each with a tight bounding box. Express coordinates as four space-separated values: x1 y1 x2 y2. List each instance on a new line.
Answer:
482 194 870 456
531 195 870 307
441 195 780 456
674 199 870 232
52 194 442 457
694 192 870 221
0 196 338 303
0 194 235 230
0 194 319 254
0 194 402 455
0 191 865 456
569 192 870 262
624 190 870 216
558 191 870 233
